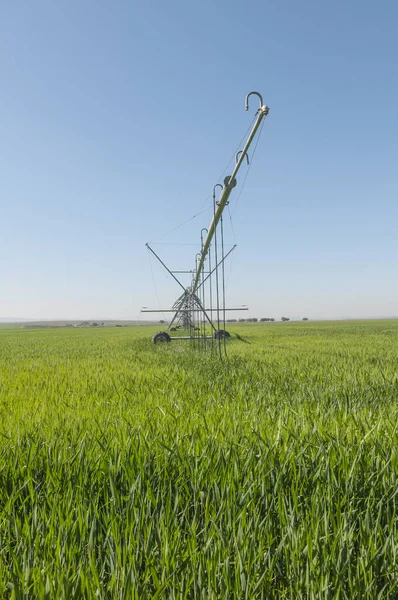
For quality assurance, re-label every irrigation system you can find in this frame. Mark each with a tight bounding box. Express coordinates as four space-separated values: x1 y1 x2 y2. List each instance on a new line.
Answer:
142 91 269 355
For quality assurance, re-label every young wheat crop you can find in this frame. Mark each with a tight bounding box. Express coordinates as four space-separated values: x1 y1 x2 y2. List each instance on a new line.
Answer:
0 321 397 598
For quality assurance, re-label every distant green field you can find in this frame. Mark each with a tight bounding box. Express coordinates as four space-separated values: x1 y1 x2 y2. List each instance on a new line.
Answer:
0 321 397 598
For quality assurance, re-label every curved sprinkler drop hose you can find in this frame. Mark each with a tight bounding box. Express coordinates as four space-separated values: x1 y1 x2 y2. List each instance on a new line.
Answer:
213 183 224 207
198 236 207 340
236 150 249 165
200 228 208 248
194 252 202 286
194 252 203 336
245 91 263 111
213 184 223 200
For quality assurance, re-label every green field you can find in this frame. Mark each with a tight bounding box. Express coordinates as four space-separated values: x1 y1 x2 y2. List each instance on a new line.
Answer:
1 321 397 598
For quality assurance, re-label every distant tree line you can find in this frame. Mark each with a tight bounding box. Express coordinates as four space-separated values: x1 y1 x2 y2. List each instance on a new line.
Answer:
224 317 309 323
227 318 273 323
161 317 309 325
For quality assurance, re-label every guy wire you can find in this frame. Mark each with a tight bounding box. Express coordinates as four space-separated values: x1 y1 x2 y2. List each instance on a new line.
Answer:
231 118 266 216
149 115 257 245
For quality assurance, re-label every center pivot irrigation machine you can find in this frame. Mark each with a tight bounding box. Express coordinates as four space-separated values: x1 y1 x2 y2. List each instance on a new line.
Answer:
142 91 269 354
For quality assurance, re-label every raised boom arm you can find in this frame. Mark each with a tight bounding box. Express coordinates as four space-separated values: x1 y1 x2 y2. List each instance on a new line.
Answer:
191 93 269 293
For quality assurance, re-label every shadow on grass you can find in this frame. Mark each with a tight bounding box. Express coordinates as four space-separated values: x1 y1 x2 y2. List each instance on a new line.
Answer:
232 333 251 344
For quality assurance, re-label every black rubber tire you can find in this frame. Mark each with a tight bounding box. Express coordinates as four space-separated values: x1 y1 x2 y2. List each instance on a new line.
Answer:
214 329 231 340
152 331 171 343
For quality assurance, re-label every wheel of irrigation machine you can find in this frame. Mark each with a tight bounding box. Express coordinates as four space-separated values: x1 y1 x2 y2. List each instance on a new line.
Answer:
214 330 231 340
152 331 171 344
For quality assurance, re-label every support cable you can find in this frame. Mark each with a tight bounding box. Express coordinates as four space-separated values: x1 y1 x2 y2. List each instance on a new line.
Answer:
227 204 237 245
148 208 210 243
197 114 257 213
149 116 258 244
213 115 257 196
231 118 266 216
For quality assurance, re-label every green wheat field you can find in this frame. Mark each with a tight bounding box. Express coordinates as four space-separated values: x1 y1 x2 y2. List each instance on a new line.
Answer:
0 320 397 598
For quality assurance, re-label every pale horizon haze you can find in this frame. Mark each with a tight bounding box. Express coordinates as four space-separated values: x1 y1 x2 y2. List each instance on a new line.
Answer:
1 1 397 321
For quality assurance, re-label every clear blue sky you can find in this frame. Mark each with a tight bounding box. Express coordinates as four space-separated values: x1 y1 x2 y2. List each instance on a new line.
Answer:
1 0 397 321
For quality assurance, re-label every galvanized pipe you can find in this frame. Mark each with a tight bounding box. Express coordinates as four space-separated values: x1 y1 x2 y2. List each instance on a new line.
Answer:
191 100 269 292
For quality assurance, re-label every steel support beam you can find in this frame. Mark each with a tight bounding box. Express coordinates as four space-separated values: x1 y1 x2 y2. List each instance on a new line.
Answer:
146 243 186 292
